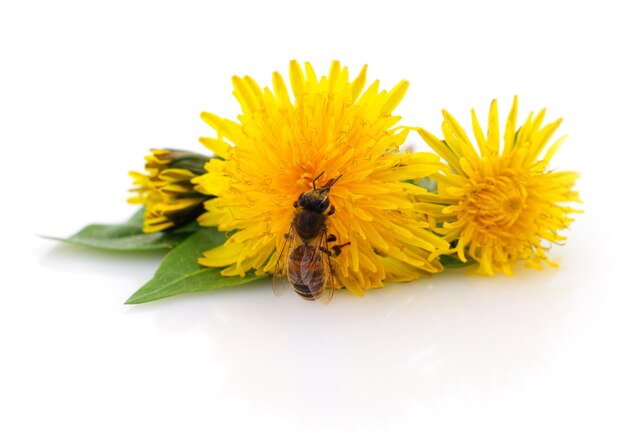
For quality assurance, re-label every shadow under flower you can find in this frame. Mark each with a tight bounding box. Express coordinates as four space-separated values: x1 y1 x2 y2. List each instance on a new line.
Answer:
38 241 165 288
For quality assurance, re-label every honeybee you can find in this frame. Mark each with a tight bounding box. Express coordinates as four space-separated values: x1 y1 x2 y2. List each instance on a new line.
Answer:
272 172 350 302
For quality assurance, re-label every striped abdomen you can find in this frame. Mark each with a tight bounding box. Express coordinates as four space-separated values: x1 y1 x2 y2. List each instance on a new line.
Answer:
288 244 328 300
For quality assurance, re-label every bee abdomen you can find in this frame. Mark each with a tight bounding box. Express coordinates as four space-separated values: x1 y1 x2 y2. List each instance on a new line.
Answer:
288 245 327 300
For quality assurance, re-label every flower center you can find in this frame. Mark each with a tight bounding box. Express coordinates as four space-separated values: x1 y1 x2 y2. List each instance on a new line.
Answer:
459 172 527 236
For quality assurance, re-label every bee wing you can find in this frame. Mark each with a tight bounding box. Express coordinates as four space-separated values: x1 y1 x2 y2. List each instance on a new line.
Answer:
316 232 335 305
292 236 332 304
272 223 295 297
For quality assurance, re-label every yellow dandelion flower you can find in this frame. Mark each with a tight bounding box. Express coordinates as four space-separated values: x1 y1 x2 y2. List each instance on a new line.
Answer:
193 61 449 295
415 97 581 275
128 149 212 233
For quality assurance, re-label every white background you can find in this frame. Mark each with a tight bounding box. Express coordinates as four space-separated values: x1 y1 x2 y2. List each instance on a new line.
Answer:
1 1 624 442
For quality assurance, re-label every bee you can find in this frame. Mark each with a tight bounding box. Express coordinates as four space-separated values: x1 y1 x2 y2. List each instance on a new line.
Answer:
272 172 350 302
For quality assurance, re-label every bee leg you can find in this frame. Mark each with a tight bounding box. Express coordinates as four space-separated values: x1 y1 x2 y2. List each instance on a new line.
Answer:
293 201 299 208
326 234 337 243
327 205 335 216
331 242 350 257
321 242 350 257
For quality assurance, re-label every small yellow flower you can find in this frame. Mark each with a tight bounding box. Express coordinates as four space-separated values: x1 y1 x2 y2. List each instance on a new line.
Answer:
416 97 581 275
193 61 449 294
128 149 211 233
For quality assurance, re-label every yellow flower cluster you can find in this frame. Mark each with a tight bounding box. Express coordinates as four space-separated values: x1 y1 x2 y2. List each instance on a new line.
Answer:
416 97 581 275
128 149 211 233
129 62 581 297
192 61 447 294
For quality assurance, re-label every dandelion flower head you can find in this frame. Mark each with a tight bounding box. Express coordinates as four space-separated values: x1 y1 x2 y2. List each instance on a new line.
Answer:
128 149 210 233
193 61 449 294
416 97 581 275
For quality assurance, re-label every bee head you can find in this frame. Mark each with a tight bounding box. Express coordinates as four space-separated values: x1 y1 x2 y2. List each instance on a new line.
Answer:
295 173 342 213
297 191 331 213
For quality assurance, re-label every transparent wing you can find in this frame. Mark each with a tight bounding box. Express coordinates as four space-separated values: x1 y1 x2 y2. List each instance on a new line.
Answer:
272 223 295 297
316 232 334 304
292 235 332 303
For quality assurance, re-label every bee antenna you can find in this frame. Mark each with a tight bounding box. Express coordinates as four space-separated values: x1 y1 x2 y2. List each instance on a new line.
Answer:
311 171 325 191
321 174 343 191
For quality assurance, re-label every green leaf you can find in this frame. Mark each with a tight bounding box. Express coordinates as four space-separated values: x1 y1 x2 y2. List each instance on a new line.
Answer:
125 228 267 304
45 209 198 251
416 177 438 193
127 208 147 225
440 254 474 269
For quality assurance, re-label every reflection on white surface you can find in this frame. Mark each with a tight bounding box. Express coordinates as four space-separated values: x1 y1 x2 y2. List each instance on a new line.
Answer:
5 210 615 441
18 217 609 442
122 260 586 431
